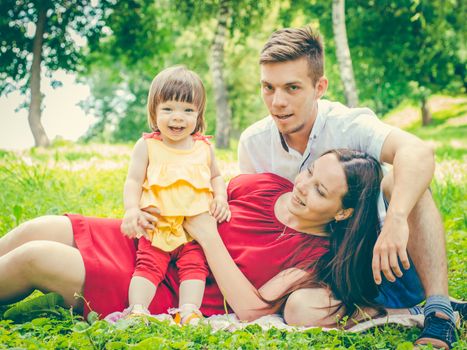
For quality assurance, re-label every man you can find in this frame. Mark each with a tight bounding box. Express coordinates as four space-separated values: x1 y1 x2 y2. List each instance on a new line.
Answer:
238 27 461 349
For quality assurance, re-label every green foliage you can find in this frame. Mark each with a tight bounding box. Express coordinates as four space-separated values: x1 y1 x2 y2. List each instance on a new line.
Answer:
0 143 127 233
1 314 463 349
3 293 65 323
279 0 466 116
0 0 112 96
349 0 465 111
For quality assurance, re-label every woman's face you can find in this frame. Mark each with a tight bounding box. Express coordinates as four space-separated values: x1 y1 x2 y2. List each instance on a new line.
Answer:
289 153 348 225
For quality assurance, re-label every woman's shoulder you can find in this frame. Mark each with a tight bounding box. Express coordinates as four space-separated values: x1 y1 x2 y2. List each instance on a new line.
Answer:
227 173 292 200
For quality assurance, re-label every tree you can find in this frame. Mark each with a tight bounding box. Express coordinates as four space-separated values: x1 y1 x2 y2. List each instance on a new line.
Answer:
332 0 358 107
211 0 232 149
0 0 111 147
347 0 465 125
174 0 269 149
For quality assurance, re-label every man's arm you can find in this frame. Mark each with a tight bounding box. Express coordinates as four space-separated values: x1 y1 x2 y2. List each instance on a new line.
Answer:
372 128 435 284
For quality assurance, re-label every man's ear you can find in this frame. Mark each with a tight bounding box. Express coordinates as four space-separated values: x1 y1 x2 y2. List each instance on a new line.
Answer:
335 208 354 222
315 76 328 99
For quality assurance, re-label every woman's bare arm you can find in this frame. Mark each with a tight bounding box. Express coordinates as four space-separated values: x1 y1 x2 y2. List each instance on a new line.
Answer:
183 213 308 321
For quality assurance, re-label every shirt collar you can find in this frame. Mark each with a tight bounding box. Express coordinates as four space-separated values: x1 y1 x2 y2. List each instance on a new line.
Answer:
310 100 326 140
276 100 326 153
278 132 289 152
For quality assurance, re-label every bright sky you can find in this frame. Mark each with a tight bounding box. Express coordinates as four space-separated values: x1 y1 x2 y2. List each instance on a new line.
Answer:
0 71 97 150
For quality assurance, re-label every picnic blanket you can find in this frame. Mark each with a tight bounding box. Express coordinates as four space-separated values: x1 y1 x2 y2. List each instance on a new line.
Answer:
105 311 429 332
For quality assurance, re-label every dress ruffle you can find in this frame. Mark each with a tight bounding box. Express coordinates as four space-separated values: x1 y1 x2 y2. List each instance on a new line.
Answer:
145 163 212 191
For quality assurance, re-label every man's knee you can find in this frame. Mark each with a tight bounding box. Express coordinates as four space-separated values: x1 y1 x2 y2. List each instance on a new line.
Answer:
283 289 334 327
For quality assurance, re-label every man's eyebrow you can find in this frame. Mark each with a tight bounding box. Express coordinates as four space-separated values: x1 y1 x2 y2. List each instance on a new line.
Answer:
260 80 303 85
285 81 302 86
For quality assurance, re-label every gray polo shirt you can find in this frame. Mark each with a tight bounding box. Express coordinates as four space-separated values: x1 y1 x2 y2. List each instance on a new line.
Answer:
238 99 394 181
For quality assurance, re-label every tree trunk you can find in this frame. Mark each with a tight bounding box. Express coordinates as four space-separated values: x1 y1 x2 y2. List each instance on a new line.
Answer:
421 97 432 126
28 2 50 147
332 0 359 108
211 0 231 149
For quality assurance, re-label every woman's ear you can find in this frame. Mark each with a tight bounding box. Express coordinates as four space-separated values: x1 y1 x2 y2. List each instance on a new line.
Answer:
335 208 354 222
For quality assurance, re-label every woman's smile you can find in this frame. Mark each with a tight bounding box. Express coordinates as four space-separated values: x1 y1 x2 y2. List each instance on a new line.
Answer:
291 193 306 206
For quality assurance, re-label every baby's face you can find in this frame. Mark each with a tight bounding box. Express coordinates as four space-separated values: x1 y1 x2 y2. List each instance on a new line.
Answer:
156 100 199 143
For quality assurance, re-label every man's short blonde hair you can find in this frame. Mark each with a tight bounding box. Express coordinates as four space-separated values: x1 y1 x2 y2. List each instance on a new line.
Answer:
260 27 324 85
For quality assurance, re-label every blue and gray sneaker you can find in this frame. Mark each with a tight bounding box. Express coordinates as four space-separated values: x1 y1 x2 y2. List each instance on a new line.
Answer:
414 312 458 349
451 299 467 321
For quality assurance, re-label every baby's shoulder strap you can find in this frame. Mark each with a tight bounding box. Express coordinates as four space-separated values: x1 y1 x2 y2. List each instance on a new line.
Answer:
193 132 212 145
142 131 163 140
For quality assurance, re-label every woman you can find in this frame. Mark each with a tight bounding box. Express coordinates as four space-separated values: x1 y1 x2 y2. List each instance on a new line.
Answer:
0 149 383 326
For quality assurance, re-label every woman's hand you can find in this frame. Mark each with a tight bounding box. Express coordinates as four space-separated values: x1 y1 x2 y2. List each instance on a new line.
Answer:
183 212 219 244
121 207 159 239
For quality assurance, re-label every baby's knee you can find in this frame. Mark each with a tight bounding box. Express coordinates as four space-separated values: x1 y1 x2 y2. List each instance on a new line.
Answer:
283 289 333 327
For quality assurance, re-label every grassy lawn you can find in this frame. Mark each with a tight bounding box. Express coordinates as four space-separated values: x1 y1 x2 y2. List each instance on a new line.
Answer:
0 97 465 348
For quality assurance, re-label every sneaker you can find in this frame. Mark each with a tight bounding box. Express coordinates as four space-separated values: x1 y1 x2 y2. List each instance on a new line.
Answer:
127 304 151 317
105 305 153 324
3 293 64 322
450 299 467 321
414 312 458 349
124 304 157 324
174 311 203 325
170 308 203 326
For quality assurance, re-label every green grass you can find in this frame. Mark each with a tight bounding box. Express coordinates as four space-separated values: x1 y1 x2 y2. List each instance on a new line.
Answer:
0 315 428 349
0 97 466 348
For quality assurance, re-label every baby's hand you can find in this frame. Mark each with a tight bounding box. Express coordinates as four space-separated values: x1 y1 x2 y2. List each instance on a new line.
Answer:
210 196 231 223
121 207 158 239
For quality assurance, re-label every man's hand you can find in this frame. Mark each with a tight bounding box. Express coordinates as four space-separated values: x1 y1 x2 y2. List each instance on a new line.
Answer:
210 196 231 223
372 213 411 284
121 207 159 239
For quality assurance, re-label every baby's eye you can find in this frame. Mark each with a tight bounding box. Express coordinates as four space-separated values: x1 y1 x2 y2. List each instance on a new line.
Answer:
162 107 172 111
185 108 195 112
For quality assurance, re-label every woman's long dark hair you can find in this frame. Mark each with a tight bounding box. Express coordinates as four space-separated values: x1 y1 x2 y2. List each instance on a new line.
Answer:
264 149 383 321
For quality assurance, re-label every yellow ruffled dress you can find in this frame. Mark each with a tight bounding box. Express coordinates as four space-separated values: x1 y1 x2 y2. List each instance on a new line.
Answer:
140 136 213 252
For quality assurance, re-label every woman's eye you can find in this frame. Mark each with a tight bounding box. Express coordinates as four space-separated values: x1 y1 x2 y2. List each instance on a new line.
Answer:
289 85 299 91
315 185 324 196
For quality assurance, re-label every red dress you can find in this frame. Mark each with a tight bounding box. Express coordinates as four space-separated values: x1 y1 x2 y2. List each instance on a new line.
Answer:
68 173 329 318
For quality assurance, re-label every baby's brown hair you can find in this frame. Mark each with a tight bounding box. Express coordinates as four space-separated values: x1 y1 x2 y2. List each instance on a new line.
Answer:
147 66 206 133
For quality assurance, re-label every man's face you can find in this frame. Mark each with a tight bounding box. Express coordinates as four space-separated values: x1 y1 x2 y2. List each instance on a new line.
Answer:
260 57 327 137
